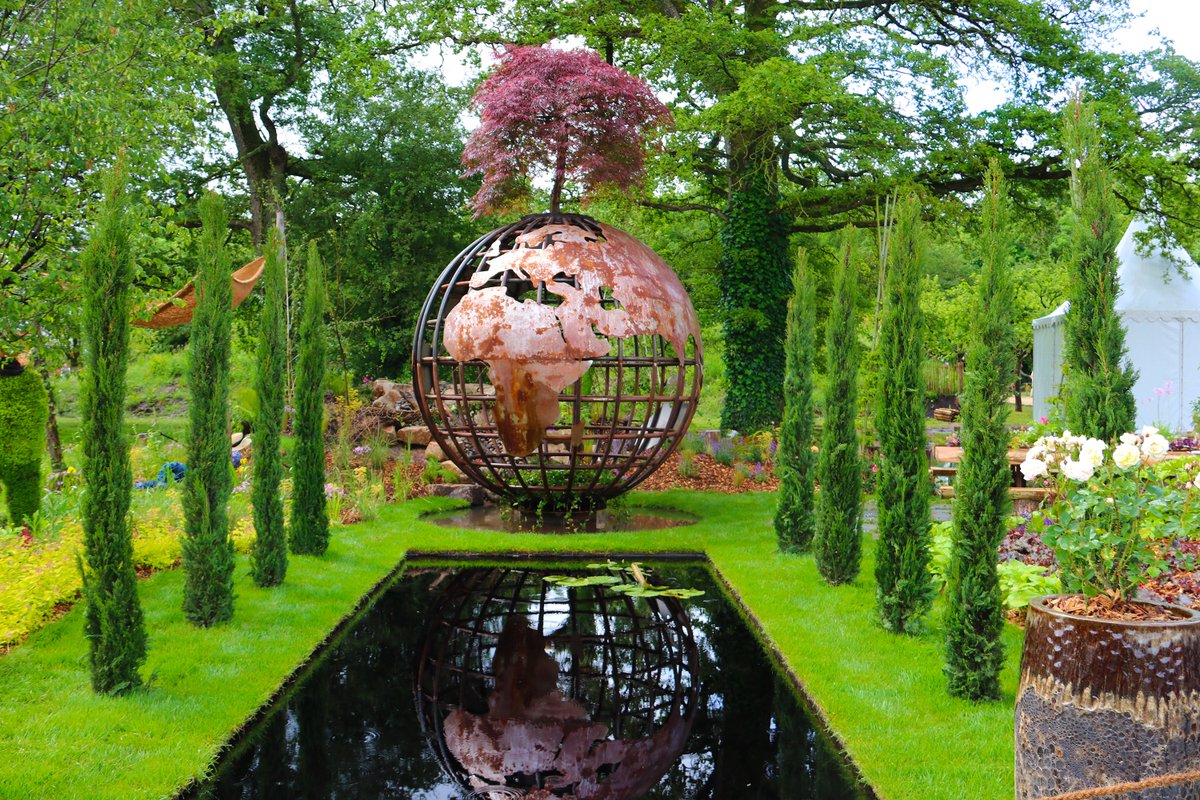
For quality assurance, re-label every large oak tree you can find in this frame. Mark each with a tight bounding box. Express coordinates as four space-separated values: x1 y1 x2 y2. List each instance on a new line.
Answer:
387 0 1200 429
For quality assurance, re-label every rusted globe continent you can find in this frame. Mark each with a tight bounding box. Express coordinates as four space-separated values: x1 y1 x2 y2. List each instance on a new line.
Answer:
412 213 703 508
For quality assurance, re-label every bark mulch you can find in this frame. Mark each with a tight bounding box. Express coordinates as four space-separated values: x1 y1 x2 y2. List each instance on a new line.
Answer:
638 452 779 494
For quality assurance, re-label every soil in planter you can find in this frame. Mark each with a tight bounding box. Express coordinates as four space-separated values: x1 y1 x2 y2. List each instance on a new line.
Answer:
1045 594 1180 622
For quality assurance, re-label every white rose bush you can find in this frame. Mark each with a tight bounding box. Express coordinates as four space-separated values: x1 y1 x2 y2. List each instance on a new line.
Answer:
1023 428 1200 601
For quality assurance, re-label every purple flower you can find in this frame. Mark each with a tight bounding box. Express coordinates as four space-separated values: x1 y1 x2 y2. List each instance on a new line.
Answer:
324 483 345 498
353 445 371 455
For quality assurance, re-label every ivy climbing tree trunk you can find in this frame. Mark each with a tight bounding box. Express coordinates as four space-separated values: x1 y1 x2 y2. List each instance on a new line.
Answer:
1061 95 1136 442
182 192 236 626
79 165 146 693
774 247 816 553
718 132 790 432
875 193 933 634
944 161 1015 701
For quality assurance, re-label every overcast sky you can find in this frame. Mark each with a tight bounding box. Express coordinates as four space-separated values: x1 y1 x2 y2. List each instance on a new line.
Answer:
964 0 1200 112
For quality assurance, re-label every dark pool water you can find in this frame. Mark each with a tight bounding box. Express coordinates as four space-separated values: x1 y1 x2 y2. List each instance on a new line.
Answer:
424 506 698 534
192 565 866 800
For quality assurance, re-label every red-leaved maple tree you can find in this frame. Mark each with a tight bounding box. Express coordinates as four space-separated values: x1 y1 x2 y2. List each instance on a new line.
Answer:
462 45 673 217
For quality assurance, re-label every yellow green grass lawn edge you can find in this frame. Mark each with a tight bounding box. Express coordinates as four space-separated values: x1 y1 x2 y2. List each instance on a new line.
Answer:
0 490 1021 800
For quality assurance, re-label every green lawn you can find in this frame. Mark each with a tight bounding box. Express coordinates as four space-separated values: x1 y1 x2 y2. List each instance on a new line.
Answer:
0 491 1020 800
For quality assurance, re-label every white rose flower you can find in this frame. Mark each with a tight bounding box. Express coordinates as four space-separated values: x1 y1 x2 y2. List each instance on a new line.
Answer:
1192 473 1200 491
1027 445 1046 461
1021 457 1049 481
1112 443 1141 470
1079 438 1107 468
1140 425 1160 436
1061 458 1095 482
1142 433 1169 462
1119 432 1140 446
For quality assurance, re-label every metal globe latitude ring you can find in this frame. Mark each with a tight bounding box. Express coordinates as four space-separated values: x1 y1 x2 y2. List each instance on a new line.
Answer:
412 212 703 511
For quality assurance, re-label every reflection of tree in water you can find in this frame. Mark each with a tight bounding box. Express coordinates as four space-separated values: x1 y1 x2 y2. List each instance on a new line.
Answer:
195 565 864 800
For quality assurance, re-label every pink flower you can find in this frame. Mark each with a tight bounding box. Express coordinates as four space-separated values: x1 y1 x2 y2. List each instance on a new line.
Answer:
1038 416 1048 425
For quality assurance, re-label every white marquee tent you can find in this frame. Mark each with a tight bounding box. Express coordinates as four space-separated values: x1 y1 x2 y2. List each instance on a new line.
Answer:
1032 219 1200 432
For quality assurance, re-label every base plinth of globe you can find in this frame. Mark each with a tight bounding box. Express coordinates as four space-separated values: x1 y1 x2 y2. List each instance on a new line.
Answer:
412 213 702 510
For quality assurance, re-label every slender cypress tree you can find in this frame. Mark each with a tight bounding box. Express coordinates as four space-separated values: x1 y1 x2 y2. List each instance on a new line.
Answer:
775 247 817 553
289 242 329 555
182 192 236 626
79 165 147 693
875 192 933 633
1061 95 1136 441
944 161 1015 700
251 227 288 586
814 231 863 584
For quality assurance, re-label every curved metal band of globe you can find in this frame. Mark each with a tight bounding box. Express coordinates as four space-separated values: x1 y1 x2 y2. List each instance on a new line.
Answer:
414 568 700 798
412 213 703 509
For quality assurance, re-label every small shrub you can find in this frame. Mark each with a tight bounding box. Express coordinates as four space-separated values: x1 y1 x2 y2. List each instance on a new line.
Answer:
710 439 736 466
731 462 749 488
365 430 393 472
677 450 700 478
355 477 383 522
679 433 706 456
423 455 455 484
324 482 346 525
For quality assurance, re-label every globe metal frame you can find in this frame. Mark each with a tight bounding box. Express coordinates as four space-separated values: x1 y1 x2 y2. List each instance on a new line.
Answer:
414 568 700 798
412 213 702 510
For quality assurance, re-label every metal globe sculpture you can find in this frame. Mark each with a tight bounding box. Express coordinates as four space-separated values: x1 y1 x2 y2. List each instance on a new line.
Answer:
414 568 700 799
412 212 703 509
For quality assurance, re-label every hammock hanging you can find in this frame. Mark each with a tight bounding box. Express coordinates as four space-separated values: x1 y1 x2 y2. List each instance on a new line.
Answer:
133 256 266 329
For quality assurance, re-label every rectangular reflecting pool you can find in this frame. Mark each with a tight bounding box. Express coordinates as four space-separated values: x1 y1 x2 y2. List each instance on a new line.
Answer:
191 563 868 800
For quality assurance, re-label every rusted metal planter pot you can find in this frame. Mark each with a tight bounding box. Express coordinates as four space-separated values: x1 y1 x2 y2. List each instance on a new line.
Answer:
1015 595 1200 799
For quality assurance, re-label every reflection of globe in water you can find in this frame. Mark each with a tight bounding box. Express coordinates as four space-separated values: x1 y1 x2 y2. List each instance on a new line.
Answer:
414 569 700 799
412 213 703 509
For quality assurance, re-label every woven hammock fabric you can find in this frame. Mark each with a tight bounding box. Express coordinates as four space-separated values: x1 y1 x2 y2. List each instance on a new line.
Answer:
133 256 265 329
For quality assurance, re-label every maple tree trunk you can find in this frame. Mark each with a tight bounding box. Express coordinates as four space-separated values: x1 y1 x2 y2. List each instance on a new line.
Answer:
550 137 567 213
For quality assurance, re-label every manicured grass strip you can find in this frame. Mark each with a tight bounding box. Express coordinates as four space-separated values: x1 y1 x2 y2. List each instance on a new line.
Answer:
0 491 1021 800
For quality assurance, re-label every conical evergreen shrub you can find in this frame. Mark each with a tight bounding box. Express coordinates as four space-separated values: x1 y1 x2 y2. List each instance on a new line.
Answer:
182 192 236 626
289 242 329 555
814 231 863 584
251 228 288 586
1061 95 1136 441
874 192 933 633
79 165 147 692
775 247 817 553
944 161 1015 701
